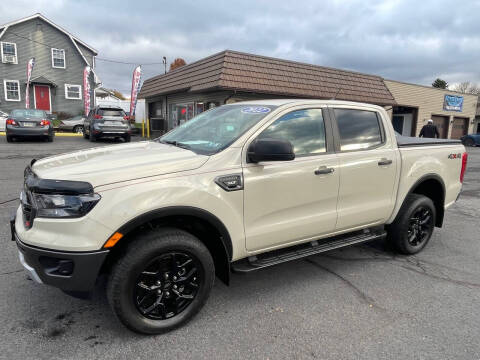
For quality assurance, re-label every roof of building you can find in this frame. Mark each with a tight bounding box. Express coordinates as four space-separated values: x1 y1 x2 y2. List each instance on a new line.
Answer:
139 50 396 105
0 13 98 56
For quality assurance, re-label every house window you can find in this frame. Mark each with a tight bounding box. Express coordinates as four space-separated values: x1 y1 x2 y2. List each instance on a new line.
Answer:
65 84 82 100
1 42 18 64
51 48 65 68
3 80 21 101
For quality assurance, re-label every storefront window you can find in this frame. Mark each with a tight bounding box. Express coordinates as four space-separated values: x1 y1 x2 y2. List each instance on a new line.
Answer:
169 102 209 129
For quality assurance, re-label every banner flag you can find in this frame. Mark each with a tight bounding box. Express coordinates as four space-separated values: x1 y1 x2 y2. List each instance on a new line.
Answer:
25 58 35 109
129 65 142 118
83 66 91 116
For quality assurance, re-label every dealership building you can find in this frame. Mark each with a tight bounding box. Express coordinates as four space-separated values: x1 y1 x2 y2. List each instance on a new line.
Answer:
139 50 478 139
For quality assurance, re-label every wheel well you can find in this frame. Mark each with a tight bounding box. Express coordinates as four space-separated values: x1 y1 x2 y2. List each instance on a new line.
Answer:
102 210 231 285
410 177 445 227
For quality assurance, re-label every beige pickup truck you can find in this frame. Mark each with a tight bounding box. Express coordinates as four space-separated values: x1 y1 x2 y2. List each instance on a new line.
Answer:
11 100 467 334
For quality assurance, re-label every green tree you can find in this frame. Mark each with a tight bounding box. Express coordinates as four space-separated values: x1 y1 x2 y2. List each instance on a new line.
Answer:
432 78 448 89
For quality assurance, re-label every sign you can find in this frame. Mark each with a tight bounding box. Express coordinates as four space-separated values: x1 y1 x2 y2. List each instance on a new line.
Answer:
241 106 271 114
129 65 142 117
83 66 91 116
25 57 35 109
443 95 463 112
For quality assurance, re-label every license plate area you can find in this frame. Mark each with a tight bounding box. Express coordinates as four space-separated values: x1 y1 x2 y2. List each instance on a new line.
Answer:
104 121 120 126
22 122 36 127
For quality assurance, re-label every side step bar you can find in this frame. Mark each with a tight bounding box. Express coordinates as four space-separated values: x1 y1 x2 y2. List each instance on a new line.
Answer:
231 228 386 273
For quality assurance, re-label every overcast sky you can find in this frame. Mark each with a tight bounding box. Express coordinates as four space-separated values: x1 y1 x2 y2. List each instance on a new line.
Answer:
1 0 479 95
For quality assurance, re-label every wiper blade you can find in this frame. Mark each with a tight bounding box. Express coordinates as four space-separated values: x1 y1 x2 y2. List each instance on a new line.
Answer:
160 140 191 150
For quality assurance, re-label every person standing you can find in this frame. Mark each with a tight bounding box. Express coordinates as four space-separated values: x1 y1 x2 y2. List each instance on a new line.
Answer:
419 119 440 138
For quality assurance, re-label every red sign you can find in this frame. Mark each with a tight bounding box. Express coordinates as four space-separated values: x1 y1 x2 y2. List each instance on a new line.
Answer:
129 65 142 118
25 58 35 109
83 66 91 116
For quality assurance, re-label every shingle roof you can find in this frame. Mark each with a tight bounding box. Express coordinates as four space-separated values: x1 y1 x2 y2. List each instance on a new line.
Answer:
139 50 395 105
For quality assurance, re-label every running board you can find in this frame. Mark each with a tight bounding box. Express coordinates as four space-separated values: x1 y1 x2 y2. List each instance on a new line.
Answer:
231 228 386 273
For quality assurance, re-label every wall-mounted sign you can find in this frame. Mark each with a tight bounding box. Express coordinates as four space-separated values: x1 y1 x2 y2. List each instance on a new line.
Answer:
443 94 463 112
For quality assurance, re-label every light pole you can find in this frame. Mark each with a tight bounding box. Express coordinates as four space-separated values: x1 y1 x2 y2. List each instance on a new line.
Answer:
163 56 167 74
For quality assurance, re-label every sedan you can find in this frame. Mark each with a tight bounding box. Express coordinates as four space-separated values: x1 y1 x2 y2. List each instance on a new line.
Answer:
58 115 85 133
461 133 480 147
6 109 54 142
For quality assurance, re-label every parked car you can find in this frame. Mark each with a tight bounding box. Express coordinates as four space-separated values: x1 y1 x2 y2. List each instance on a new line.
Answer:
460 133 480 147
83 106 131 142
0 109 8 131
11 100 467 334
5 109 54 142
58 115 85 133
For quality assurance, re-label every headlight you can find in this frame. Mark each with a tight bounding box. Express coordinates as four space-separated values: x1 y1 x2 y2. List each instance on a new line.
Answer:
33 193 101 218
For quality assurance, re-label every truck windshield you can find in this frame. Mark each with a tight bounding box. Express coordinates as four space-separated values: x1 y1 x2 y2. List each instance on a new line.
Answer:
158 105 277 155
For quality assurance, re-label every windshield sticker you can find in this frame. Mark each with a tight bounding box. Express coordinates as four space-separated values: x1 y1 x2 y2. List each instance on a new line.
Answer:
241 106 271 114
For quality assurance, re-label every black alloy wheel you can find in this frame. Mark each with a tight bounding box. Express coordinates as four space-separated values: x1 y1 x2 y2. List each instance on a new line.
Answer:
387 194 436 255
406 206 434 247
107 228 214 334
134 252 200 320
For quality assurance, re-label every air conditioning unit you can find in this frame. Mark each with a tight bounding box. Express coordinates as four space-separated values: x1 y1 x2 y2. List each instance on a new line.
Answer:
3 55 17 63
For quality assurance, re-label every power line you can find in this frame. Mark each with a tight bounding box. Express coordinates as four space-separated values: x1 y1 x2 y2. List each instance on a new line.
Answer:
8 30 163 66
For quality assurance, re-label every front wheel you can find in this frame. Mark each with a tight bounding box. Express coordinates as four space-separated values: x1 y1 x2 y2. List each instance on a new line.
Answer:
107 228 215 334
387 194 436 255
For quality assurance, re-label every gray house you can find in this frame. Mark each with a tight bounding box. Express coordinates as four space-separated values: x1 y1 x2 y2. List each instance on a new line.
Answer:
0 13 98 116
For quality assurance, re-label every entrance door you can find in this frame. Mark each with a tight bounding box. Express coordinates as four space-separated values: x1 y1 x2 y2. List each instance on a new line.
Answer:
34 85 51 112
451 117 468 139
431 115 449 138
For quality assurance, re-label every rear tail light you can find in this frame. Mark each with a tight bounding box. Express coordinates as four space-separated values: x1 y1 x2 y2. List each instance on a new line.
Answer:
460 152 468 183
6 118 16 125
94 114 103 119
40 120 50 126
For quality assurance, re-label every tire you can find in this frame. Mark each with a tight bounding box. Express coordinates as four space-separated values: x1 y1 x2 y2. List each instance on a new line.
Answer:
83 129 89 139
123 134 131 143
387 194 436 255
89 129 97 142
73 125 84 134
6 135 13 143
463 138 475 147
107 228 215 334
47 134 54 142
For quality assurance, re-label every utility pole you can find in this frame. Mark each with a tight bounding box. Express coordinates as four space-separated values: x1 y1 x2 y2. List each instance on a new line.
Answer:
162 56 167 74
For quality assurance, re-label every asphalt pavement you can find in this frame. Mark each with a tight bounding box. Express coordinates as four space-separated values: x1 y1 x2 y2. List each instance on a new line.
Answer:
0 136 479 360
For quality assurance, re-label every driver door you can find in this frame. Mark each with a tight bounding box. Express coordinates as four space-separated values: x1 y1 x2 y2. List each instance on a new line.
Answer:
243 107 339 252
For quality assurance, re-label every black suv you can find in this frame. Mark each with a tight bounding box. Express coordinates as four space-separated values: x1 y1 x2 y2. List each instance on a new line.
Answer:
84 106 131 142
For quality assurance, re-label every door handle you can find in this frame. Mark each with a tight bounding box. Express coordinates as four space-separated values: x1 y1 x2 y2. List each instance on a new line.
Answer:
378 158 393 166
314 167 335 175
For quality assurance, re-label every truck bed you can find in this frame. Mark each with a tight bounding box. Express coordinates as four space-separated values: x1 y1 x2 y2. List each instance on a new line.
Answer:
396 134 461 147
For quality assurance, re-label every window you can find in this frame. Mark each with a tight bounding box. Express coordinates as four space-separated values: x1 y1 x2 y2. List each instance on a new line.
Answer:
65 84 82 100
258 109 326 156
334 109 383 151
51 48 65 68
3 80 20 101
98 108 126 117
1 42 17 63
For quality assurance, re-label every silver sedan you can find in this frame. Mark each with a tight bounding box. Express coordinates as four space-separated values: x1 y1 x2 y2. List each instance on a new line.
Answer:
58 115 85 133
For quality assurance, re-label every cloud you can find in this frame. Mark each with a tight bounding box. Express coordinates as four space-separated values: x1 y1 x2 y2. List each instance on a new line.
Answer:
1 0 479 93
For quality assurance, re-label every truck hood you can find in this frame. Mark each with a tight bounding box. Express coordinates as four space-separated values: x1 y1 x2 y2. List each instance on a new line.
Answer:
32 141 209 187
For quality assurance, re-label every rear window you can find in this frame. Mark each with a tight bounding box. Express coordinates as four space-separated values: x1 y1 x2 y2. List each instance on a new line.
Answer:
334 109 383 151
11 109 45 118
98 108 125 117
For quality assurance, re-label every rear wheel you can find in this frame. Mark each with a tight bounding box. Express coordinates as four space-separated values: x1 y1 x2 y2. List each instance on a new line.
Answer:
463 138 475 147
107 228 214 334
47 133 54 142
387 194 436 255
73 125 84 134
123 134 131 142
6 135 13 143
89 128 97 142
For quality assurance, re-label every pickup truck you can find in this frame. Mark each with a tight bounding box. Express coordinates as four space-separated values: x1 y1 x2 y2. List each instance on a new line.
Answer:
11 100 467 334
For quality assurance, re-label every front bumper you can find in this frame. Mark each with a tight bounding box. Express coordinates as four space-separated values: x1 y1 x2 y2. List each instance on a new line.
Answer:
11 215 109 292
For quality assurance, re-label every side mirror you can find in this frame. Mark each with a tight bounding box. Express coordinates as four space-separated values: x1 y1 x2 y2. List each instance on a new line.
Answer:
248 138 295 163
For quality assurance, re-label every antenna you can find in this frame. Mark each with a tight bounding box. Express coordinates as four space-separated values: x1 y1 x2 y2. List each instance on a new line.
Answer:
332 87 342 100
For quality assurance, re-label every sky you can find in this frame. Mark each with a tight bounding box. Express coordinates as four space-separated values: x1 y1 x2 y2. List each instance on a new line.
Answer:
1 0 479 95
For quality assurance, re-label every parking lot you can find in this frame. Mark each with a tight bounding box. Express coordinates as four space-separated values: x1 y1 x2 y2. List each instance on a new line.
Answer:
0 136 479 360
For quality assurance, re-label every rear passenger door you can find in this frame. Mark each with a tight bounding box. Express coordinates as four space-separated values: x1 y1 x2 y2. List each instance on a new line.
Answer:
330 106 398 231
